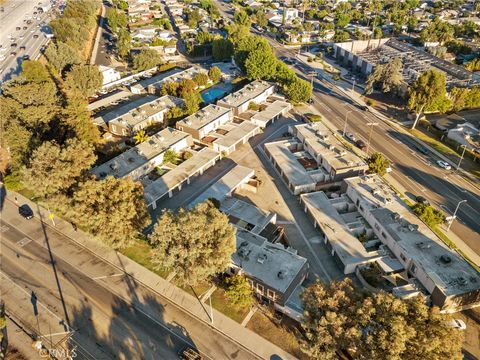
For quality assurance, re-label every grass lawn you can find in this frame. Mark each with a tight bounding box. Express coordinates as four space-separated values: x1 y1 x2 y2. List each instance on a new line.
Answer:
121 240 170 279
209 288 250 323
246 311 308 359
174 280 212 299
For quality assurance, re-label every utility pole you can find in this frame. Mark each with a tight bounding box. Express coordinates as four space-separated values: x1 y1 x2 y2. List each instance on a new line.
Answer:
456 145 467 172
366 122 378 155
447 200 467 232
343 110 352 136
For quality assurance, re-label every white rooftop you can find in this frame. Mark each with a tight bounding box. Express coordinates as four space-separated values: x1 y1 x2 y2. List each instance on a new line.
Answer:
218 80 274 108
177 104 232 131
91 127 190 179
233 229 308 294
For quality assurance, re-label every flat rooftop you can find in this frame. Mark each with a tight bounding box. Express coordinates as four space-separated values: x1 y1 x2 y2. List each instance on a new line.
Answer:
301 191 379 268
189 165 255 206
144 147 220 204
346 175 480 296
221 197 276 235
233 229 308 294
88 90 133 112
251 100 291 123
177 104 232 131
294 123 366 171
264 139 329 187
94 95 160 127
91 127 190 179
212 120 259 149
129 67 184 92
218 80 274 108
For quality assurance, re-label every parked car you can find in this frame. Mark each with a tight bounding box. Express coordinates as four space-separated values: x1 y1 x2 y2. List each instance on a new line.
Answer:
436 160 452 170
416 196 429 205
345 132 356 142
23 26 28 29
359 105 369 111
19 204 34 219
33 34 39 38
355 139 367 151
10 51 17 56
23 54 30 60
19 45 26 50
415 145 429 155
447 319 466 330
178 346 201 360
16 26 21 30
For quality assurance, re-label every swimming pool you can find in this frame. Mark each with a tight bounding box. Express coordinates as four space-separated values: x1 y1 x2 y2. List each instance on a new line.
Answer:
201 87 228 104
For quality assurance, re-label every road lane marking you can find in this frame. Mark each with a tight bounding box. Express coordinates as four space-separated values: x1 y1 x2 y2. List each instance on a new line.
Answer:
92 273 124 280
16 237 32 247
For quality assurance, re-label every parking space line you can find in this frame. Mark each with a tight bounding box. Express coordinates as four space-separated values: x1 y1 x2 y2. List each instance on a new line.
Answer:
1 225 9 233
16 237 32 247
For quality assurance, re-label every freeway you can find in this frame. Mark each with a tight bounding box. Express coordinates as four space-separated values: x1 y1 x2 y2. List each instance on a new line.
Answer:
0 0 54 83
0 199 256 360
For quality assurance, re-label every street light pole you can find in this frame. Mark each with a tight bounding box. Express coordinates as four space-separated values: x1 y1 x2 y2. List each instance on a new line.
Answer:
447 199 467 232
343 110 352 136
352 78 356 93
456 145 467 171
366 122 378 155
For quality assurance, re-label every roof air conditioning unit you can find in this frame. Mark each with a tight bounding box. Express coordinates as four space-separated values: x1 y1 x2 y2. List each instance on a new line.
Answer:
257 254 267 264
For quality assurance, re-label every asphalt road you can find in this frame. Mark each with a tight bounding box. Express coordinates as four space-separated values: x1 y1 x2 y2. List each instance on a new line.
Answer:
210 0 480 252
0 0 53 83
94 0 114 67
0 200 256 360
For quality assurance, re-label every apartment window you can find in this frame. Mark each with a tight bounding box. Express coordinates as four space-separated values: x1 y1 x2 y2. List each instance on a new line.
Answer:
256 284 264 295
356 199 360 206
122 129 127 136
400 254 407 262
410 263 417 274
381 231 387 239
111 125 117 133
359 205 364 212
248 280 254 289
374 223 380 231
267 289 276 300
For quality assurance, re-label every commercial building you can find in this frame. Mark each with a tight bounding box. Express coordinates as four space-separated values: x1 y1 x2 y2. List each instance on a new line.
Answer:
334 38 480 88
301 174 480 312
264 123 367 195
143 147 220 208
217 81 275 116
91 127 192 181
93 95 183 136
176 104 233 140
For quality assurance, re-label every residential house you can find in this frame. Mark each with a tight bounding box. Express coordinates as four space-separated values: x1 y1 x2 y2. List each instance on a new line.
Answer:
176 104 233 140
217 80 275 116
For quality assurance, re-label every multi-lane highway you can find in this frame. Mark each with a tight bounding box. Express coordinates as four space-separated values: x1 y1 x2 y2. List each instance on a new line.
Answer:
0 0 54 84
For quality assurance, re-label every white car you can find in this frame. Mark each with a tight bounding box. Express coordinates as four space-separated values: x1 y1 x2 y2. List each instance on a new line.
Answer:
345 132 356 142
436 160 452 170
447 319 466 330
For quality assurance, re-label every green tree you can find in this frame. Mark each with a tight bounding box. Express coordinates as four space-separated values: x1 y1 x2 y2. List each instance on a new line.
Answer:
106 7 128 33
301 280 463 360
45 41 81 73
160 81 180 96
225 23 250 44
60 93 101 145
366 152 391 176
365 58 404 95
178 79 198 98
254 10 268 28
71 177 150 249
224 275 254 308
117 28 132 59
412 203 445 227
133 130 149 144
333 30 350 42
133 49 164 71
183 93 201 114
148 201 236 286
244 49 278 80
65 64 103 97
234 10 251 27
23 139 96 197
408 70 450 129
208 66 222 83
234 35 272 71
465 58 480 71
0 301 7 360
193 72 209 87
163 149 178 164
449 87 470 112
283 77 312 103
187 9 201 28
373 27 383 39
212 39 234 61
20 60 52 83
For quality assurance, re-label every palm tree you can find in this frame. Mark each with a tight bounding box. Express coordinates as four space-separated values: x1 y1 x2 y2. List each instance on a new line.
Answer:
133 130 149 144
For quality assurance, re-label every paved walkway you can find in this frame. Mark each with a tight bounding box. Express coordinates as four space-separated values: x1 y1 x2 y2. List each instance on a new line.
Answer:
5 191 297 360
241 307 257 327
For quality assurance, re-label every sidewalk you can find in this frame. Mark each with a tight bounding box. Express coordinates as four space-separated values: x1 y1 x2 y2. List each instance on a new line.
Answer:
5 191 297 360
295 52 480 190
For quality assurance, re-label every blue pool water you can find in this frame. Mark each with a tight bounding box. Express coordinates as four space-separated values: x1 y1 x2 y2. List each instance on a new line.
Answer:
201 87 228 103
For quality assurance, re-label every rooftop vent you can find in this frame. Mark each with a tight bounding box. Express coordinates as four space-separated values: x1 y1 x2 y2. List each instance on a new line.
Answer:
392 212 402 221
440 254 452 264
384 197 393 205
372 189 380 196
110 162 119 171
257 253 267 264
408 224 419 232
416 242 431 250
128 157 135 163
277 270 285 279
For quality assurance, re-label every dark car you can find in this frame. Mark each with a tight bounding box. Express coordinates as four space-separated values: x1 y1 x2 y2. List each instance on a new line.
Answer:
416 196 429 205
23 54 30 60
33 34 39 38
355 139 367 151
23 26 28 30
414 145 429 155
19 45 26 51
178 346 201 360
16 26 21 30
359 105 369 111
19 204 34 219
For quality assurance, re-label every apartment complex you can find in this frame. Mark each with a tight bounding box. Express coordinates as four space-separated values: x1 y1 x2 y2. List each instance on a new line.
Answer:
301 174 480 311
217 80 275 115
93 95 183 136
91 127 192 181
265 123 367 195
